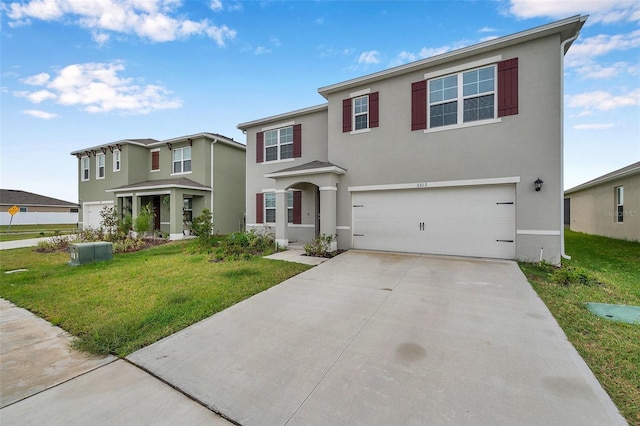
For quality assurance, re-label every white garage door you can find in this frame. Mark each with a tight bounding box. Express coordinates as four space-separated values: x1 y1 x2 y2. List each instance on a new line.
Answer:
352 184 515 259
83 202 113 229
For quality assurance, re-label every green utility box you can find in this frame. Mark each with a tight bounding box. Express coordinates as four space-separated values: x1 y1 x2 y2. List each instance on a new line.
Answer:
69 242 113 266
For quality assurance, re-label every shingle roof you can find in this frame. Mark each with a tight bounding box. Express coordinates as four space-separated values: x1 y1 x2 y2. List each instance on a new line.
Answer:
106 178 211 192
0 189 78 207
565 161 640 194
271 160 344 174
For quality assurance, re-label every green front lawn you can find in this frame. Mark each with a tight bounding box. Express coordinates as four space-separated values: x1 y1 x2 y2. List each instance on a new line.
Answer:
519 229 639 425
0 240 310 357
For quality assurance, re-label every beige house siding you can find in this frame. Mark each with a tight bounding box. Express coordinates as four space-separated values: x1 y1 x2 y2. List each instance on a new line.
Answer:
568 174 640 241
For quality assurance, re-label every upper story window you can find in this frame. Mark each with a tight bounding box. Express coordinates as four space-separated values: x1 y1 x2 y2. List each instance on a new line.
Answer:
354 96 369 130
113 149 121 172
173 147 191 174
615 186 624 223
265 127 293 162
412 57 518 131
428 65 495 128
96 153 106 179
342 91 379 133
151 150 160 171
81 157 90 181
256 124 301 163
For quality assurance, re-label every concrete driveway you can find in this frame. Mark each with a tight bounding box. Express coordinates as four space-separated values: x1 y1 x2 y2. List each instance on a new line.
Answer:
128 251 624 425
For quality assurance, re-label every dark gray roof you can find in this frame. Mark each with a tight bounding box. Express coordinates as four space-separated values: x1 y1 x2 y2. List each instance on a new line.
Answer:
565 161 640 194
0 189 78 207
271 160 345 174
107 178 211 192
127 138 159 145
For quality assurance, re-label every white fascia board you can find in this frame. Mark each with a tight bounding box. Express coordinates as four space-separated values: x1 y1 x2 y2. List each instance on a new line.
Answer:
318 15 586 97
349 176 520 192
265 166 346 179
145 133 246 151
106 185 212 193
565 165 640 195
237 104 328 131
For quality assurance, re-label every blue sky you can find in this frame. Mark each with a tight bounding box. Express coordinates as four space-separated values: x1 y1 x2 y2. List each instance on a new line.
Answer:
1 0 638 204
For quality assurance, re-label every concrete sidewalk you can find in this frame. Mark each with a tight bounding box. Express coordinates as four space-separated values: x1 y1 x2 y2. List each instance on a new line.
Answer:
0 237 52 250
0 299 231 425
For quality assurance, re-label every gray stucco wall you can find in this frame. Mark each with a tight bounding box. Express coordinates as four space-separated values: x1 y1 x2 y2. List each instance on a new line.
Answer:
567 174 640 241
213 141 246 234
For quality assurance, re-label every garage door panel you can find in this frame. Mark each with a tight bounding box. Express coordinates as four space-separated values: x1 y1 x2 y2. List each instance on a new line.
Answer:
352 185 515 259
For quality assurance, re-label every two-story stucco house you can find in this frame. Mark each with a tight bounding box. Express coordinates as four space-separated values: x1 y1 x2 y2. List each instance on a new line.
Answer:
238 16 587 264
71 132 246 239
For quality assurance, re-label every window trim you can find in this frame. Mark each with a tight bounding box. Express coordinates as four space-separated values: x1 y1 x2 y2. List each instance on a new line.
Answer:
81 156 90 182
263 126 294 163
96 153 106 180
427 64 497 130
172 146 192 175
615 186 624 223
113 149 121 172
352 95 369 131
264 192 276 224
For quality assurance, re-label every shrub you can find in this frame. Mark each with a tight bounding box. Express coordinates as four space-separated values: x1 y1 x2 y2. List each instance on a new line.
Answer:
212 229 276 261
134 203 153 236
192 209 214 242
551 266 603 286
119 213 133 235
304 233 337 258
100 206 119 237
36 234 72 253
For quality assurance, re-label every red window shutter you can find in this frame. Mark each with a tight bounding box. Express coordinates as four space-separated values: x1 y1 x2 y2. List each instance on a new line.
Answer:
369 92 379 128
411 80 427 130
293 191 302 224
256 132 264 163
498 58 518 117
151 151 159 170
293 124 302 158
342 98 352 132
256 193 264 224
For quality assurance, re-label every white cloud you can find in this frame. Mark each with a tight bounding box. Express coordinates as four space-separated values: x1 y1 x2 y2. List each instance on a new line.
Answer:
566 89 640 113
254 46 271 55
478 26 497 33
389 40 472 67
270 36 281 47
575 62 631 79
358 50 381 65
566 30 640 80
23 109 58 119
6 0 237 45
92 31 110 45
508 0 640 24
209 0 222 11
21 72 50 85
14 61 182 114
573 123 616 130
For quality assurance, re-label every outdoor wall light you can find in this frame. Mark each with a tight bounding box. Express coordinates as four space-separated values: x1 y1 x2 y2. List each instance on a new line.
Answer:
534 178 544 192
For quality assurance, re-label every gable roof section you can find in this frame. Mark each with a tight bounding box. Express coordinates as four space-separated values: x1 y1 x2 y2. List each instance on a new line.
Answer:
70 132 244 156
265 160 346 179
565 161 640 195
318 15 587 97
237 104 328 131
0 189 78 207
105 178 212 193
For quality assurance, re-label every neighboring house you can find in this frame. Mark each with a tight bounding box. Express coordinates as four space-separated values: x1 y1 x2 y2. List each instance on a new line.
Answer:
0 189 79 225
70 133 246 239
238 16 587 264
564 161 640 241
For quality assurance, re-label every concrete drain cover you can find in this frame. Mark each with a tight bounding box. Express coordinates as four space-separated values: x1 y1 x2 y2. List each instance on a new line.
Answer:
585 302 640 325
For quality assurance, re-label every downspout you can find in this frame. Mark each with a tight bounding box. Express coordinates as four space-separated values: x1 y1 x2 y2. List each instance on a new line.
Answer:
559 22 584 260
211 139 217 215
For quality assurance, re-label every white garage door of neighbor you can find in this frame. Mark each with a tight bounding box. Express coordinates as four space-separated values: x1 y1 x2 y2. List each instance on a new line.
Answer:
352 184 515 259
84 203 113 229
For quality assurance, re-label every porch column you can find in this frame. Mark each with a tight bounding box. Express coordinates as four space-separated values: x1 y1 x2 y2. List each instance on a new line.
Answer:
319 186 338 251
170 190 183 240
275 189 289 248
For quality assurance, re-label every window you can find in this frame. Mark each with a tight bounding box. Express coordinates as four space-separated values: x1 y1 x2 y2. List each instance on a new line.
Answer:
412 58 518 131
342 92 379 132
96 153 105 179
265 127 293 162
19 207 28 212
616 186 624 223
428 65 495 128
173 147 191 174
287 192 294 223
183 198 193 224
81 157 90 181
113 149 121 172
354 96 369 130
265 192 276 223
151 150 160 171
